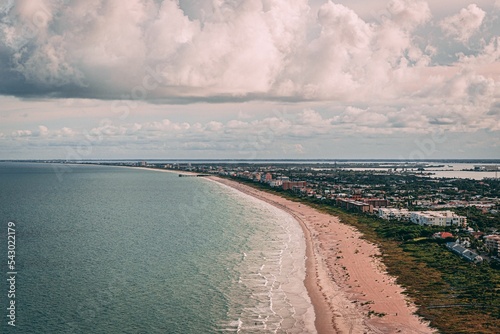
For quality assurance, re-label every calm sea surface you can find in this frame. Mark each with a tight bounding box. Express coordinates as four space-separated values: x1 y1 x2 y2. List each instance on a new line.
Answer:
0 163 315 333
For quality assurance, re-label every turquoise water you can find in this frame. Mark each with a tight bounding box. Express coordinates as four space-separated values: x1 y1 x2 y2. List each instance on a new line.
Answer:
0 163 315 333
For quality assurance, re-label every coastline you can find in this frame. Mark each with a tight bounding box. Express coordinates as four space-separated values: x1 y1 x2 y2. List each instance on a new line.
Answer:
210 176 436 334
134 167 319 331
120 166 435 333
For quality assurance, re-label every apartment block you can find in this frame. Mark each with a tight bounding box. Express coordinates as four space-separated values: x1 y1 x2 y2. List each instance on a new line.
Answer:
485 235 500 255
282 181 307 190
410 211 467 227
378 208 411 221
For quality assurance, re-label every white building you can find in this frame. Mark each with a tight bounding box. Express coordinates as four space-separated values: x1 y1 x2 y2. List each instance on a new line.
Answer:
410 211 467 227
485 235 500 254
378 208 411 221
269 180 283 187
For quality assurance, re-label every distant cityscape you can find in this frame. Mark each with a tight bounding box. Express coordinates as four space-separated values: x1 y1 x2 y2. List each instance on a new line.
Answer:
124 160 499 266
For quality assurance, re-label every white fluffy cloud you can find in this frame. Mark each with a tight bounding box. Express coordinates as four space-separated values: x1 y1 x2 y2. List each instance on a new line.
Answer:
386 0 431 30
0 0 497 104
3 97 499 159
7 102 499 144
0 0 309 96
439 4 486 43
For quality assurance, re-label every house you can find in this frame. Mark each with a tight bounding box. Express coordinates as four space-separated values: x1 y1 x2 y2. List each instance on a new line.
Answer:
433 232 454 239
446 242 483 263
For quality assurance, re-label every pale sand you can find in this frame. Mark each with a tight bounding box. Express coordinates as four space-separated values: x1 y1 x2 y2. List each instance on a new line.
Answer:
210 177 436 334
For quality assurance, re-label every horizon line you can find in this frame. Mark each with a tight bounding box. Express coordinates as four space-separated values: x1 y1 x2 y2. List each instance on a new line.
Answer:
2 159 500 163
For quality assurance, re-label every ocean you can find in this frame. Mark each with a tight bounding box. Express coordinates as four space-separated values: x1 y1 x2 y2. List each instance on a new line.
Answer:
0 163 315 333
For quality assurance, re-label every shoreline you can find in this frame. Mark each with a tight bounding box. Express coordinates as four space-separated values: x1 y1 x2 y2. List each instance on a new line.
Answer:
134 167 322 331
117 166 435 333
210 176 436 334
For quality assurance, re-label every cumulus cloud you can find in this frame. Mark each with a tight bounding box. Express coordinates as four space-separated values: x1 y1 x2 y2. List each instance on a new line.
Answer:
439 4 486 43
7 101 499 145
10 125 77 139
386 0 431 30
0 0 496 105
0 0 309 98
11 129 32 137
38 125 49 137
3 96 499 159
282 0 442 101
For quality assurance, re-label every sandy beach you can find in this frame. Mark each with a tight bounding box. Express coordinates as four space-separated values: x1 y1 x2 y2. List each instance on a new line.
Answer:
211 176 436 334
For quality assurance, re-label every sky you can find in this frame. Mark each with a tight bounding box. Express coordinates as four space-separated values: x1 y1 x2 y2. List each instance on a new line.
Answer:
0 0 499 160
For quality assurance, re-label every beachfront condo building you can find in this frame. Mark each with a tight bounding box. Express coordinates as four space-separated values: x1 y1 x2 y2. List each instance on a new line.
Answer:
378 208 411 221
410 211 467 227
485 235 500 255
